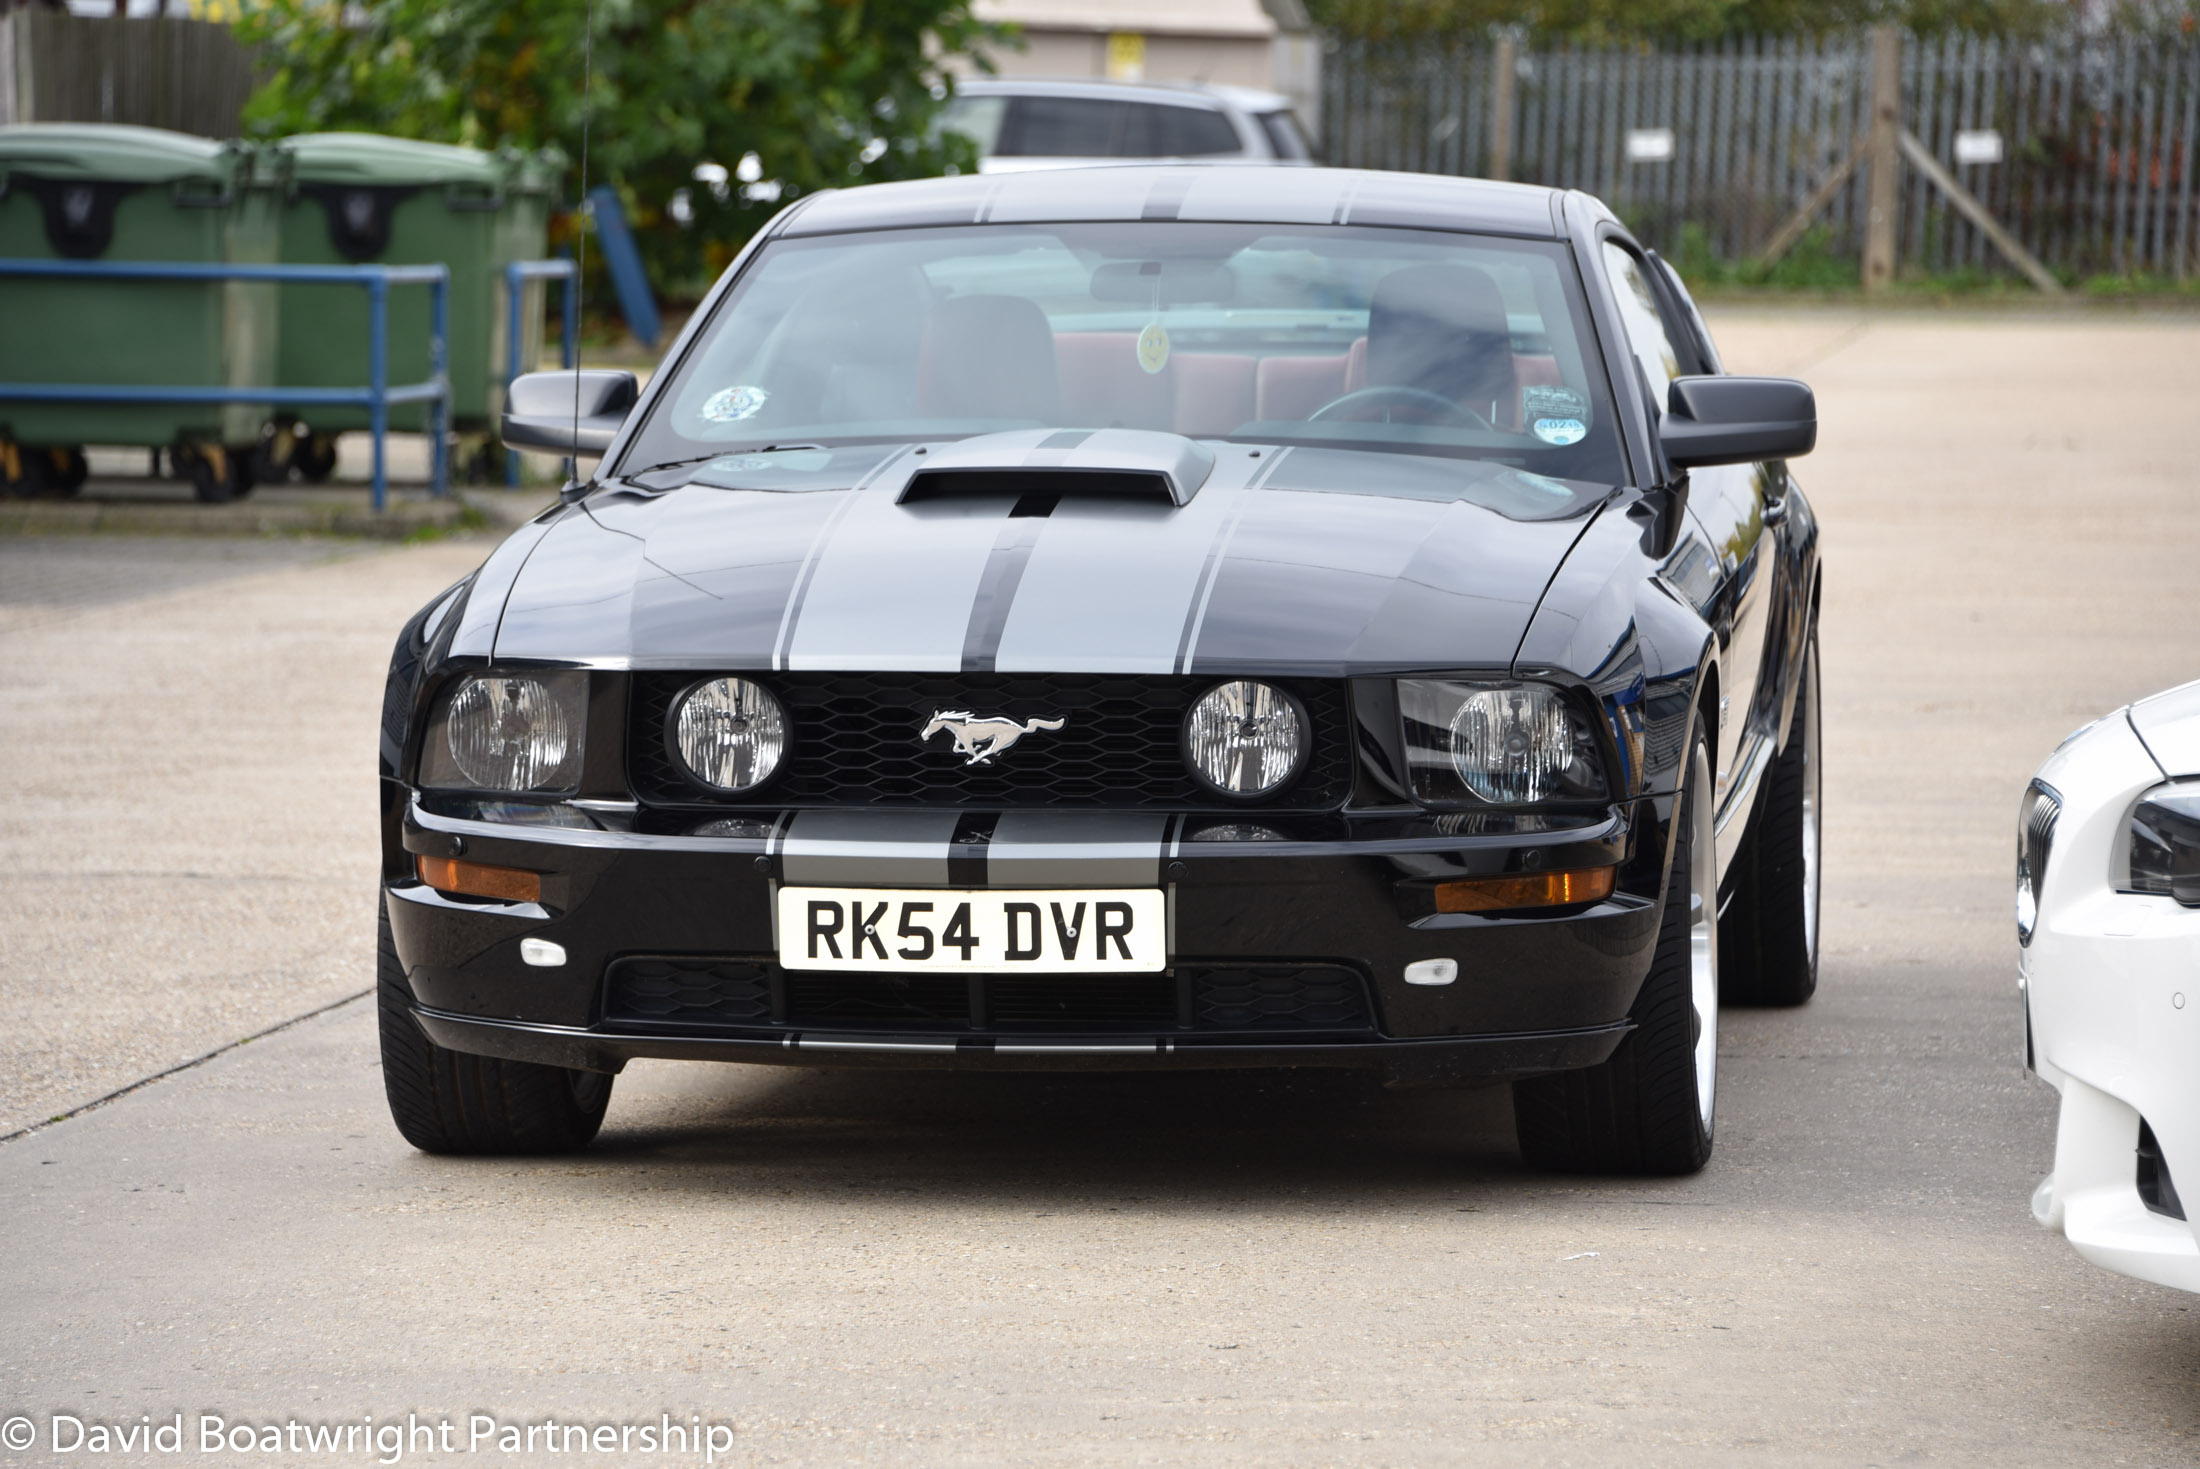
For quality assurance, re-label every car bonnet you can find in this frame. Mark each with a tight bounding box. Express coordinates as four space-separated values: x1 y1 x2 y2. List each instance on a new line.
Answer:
2130 678 2200 778
490 441 1604 678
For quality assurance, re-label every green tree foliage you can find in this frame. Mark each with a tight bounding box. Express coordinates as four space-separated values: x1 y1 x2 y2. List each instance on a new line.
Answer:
1306 0 2077 45
237 0 996 294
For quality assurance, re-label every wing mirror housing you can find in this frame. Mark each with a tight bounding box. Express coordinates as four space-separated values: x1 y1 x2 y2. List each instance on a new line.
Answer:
1660 376 1816 470
500 369 639 457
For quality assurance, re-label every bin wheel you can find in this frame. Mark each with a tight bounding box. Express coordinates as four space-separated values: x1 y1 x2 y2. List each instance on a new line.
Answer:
2 445 88 499
46 447 89 498
176 445 255 504
295 432 339 484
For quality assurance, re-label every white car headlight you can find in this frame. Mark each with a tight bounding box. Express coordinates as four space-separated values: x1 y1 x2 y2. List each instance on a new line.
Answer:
2015 780 2060 944
1398 679 1607 806
420 671 588 793
2129 779 2200 907
1182 680 1307 799
671 677 789 793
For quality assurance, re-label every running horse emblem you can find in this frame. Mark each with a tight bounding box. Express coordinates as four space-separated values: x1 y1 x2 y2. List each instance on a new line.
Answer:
920 710 1067 765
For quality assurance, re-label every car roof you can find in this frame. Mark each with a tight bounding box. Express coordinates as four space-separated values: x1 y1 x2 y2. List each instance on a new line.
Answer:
778 165 1566 240
952 76 1293 112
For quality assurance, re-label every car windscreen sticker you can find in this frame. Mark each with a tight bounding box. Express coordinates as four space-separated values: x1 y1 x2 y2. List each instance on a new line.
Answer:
1137 320 1171 375
1532 418 1587 446
702 384 770 422
1522 383 1588 422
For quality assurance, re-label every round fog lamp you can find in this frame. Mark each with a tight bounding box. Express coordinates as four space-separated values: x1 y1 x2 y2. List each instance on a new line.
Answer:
672 677 789 792
1449 686 1571 804
1183 680 1306 799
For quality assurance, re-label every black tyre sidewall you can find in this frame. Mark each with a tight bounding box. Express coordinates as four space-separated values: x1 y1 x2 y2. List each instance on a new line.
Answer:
1514 728 1716 1176
1721 628 1821 1006
376 894 613 1155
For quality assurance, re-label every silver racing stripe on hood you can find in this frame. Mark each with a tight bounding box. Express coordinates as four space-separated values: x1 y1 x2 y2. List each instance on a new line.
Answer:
775 441 1282 676
782 476 1008 672
988 448 1286 675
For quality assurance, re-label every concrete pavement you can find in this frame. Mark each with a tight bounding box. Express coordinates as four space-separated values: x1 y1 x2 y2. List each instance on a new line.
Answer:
2 309 2198 1464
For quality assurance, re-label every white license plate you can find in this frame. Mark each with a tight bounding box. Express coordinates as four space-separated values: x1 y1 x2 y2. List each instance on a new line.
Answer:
776 887 1166 973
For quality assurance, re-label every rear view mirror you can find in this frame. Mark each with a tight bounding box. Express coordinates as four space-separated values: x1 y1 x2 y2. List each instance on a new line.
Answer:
1660 375 1815 470
1090 260 1237 306
501 369 639 456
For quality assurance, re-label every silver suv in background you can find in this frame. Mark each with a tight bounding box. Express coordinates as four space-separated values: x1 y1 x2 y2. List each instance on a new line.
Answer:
938 78 1313 172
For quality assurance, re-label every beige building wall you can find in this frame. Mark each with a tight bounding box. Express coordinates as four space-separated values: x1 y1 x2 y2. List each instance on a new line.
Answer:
963 0 1321 129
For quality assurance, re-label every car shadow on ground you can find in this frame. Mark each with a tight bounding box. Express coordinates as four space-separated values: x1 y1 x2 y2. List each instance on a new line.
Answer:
560 1062 1685 1208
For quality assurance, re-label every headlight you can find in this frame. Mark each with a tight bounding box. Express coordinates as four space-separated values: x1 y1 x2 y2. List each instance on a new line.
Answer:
2015 780 2060 944
1183 680 1307 799
671 677 789 793
2129 780 2200 907
420 671 587 793
1398 680 1607 806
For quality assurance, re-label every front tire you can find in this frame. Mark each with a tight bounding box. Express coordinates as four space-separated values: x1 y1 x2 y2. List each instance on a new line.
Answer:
1719 626 1821 1006
377 896 613 1154
1513 727 1718 1176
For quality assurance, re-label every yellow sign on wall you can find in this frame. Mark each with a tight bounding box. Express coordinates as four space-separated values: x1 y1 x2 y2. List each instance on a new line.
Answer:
1106 32 1146 83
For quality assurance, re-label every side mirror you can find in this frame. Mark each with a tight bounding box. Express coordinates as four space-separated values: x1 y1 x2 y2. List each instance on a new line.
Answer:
500 369 639 457
1660 376 1815 471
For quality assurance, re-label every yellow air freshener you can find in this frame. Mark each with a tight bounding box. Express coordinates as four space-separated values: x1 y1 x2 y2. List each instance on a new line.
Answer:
1137 320 1171 375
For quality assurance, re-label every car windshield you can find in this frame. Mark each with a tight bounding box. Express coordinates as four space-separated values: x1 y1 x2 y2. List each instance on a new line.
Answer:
621 222 1627 484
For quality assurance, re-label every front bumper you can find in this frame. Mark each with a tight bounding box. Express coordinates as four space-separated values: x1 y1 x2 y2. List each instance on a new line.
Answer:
2027 900 2200 1294
386 791 1667 1085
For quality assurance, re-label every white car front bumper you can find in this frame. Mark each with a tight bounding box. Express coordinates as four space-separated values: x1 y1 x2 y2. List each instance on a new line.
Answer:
2025 711 2200 1293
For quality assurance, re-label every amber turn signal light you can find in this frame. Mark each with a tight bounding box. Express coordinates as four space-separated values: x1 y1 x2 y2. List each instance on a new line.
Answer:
1435 867 1616 913
416 854 541 904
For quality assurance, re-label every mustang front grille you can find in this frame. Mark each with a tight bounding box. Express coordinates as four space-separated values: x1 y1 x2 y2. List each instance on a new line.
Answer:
628 671 1351 809
601 956 1376 1035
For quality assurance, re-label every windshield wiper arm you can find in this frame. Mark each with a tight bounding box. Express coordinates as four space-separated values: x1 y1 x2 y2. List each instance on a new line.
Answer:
625 444 829 482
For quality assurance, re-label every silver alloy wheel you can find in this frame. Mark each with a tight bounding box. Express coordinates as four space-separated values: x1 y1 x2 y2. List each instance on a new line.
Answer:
1690 739 1719 1132
1800 638 1822 965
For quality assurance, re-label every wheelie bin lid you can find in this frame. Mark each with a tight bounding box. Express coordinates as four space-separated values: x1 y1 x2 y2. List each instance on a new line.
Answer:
280 133 510 189
0 124 265 186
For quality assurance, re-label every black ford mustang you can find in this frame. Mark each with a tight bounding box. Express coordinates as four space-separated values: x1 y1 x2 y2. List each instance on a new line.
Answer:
378 165 1821 1175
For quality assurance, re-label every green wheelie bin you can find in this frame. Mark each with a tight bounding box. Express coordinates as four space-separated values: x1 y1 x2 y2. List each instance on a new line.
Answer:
0 124 285 502
269 133 560 483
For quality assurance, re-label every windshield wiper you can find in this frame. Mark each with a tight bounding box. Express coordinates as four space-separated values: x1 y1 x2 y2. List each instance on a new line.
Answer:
621 445 830 487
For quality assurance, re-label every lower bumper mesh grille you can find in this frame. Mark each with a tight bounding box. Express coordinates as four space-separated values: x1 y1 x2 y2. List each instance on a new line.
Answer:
607 957 772 1024
1193 966 1371 1029
603 957 1373 1035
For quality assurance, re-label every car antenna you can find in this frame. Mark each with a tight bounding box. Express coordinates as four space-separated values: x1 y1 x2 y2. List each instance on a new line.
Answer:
564 0 596 501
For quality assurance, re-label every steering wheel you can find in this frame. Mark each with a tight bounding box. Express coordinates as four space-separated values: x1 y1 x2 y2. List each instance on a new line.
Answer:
1307 385 1496 431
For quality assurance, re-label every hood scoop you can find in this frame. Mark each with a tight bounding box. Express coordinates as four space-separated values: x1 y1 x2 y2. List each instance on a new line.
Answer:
899 428 1215 509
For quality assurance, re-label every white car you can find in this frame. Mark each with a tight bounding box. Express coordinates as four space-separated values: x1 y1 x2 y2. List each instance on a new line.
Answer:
938 78 1312 172
2023 677 2200 1291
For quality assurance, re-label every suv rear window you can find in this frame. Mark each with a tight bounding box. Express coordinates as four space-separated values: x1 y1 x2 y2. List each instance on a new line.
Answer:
1127 103 1241 157
996 97 1243 158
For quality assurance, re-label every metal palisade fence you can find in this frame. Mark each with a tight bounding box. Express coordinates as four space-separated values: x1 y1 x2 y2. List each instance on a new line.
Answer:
1322 31 2200 282
0 10 257 137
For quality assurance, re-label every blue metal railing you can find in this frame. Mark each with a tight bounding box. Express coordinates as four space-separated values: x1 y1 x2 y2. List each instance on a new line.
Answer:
503 257 581 486
0 259 449 512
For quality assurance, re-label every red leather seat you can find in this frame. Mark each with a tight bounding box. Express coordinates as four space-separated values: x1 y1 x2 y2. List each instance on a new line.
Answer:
1172 353 1257 436
1055 332 1173 430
